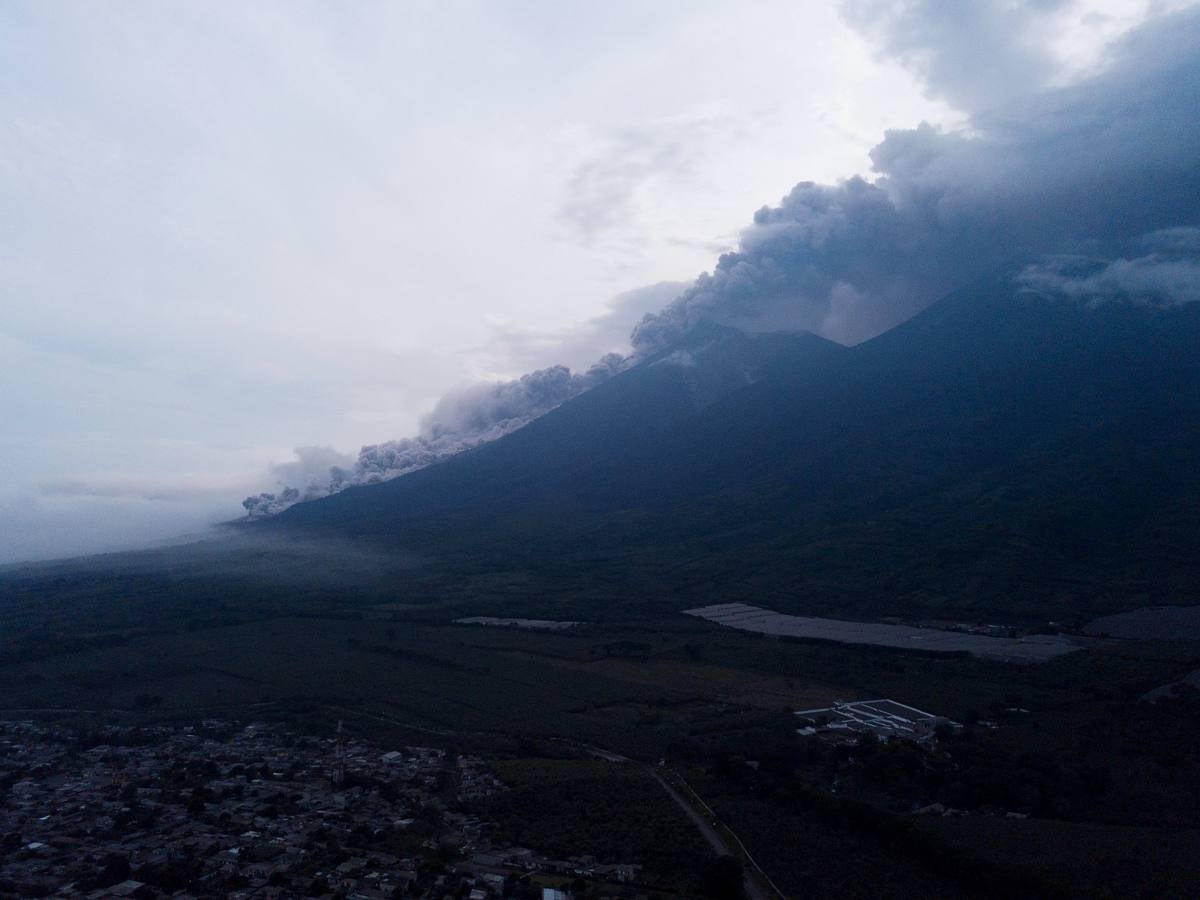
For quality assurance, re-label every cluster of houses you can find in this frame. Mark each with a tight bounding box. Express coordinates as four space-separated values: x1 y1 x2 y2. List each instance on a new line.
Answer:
0 721 644 899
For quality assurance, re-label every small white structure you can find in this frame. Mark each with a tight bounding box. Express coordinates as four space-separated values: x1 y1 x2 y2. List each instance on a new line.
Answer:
795 699 959 744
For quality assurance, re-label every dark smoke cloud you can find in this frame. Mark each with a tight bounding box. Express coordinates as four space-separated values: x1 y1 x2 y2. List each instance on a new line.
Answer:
632 4 1200 352
246 3 1200 516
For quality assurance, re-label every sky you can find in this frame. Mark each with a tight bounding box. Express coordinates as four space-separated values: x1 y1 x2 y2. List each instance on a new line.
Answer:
1 0 1193 562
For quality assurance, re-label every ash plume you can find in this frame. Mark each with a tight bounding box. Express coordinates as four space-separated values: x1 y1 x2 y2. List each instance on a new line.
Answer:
242 446 355 518
244 355 625 517
354 354 624 483
633 3 1200 351
246 2 1200 517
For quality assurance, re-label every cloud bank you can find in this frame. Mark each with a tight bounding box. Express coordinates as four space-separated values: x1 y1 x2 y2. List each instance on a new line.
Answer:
1017 229 1200 307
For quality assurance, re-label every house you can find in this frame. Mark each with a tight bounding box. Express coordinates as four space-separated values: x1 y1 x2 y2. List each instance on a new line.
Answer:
96 880 146 898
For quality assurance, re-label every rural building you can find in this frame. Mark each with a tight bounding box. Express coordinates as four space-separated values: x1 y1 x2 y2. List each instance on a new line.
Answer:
795 699 959 744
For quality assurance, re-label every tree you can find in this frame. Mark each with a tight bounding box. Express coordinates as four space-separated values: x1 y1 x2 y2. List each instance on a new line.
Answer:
96 853 131 888
699 855 744 899
855 732 879 758
187 790 206 817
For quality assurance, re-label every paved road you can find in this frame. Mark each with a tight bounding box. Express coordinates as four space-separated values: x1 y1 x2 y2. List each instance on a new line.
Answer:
652 771 775 900
573 741 783 900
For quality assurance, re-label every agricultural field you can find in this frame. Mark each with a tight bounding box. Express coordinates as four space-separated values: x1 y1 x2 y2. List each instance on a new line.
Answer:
2 564 1198 899
686 603 1084 661
1084 605 1200 639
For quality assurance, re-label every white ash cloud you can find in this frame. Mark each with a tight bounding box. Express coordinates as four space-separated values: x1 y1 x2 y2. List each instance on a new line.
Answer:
632 3 1200 352
355 354 625 482
244 356 626 517
242 446 355 518
479 281 690 375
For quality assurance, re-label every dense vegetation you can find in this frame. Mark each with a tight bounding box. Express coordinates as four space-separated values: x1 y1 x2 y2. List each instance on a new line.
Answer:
481 759 711 888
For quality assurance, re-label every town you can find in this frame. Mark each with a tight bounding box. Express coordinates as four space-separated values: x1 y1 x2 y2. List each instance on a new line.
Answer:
0 721 646 899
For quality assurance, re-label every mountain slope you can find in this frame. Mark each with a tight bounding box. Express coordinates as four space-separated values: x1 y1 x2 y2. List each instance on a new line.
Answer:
273 324 851 529
262 276 1200 622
